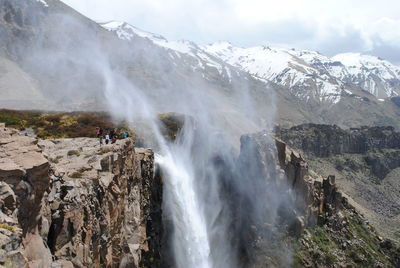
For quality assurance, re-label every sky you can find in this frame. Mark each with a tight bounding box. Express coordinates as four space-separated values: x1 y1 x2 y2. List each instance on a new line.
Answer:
61 0 400 63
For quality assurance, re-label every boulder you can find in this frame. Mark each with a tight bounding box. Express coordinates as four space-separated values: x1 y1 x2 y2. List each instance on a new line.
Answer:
0 182 16 214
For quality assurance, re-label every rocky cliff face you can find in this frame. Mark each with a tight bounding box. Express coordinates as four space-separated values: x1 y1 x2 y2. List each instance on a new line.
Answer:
272 123 400 266
275 124 400 233
0 124 161 267
276 124 400 157
233 131 348 267
239 132 344 235
238 130 399 267
1 119 398 267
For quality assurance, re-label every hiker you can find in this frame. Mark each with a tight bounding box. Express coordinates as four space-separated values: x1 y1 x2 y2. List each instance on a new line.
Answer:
111 134 117 144
105 134 110 145
109 128 115 139
97 127 104 146
122 131 129 139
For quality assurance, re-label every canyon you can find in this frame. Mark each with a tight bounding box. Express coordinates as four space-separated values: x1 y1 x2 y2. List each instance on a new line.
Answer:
1 122 399 267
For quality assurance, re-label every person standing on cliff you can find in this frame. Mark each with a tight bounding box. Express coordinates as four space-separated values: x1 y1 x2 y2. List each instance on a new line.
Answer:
97 127 104 146
111 134 117 144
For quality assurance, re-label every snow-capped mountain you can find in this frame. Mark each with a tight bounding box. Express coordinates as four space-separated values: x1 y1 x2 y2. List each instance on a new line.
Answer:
1 0 399 130
205 42 347 103
332 53 400 98
101 21 237 82
101 21 400 105
204 42 400 102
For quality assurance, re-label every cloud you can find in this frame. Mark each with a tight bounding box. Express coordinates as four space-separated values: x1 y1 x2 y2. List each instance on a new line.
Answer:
368 41 400 64
60 0 400 63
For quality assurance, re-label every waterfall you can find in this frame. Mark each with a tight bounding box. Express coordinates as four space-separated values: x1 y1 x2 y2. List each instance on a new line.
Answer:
157 151 212 268
99 49 272 268
153 119 235 268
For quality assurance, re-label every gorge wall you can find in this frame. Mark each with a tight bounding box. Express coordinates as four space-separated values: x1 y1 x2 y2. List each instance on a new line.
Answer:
238 131 400 267
1 121 399 267
273 124 400 266
276 124 400 157
0 124 161 267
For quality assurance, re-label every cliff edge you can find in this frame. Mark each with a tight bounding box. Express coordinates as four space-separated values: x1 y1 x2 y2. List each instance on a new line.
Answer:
0 124 161 267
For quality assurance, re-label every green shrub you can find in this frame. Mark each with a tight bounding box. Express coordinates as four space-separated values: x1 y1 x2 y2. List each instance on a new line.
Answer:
70 171 83 178
0 223 14 232
67 150 80 157
0 109 136 140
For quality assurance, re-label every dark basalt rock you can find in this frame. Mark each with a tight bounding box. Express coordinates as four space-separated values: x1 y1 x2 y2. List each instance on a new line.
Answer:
275 123 400 157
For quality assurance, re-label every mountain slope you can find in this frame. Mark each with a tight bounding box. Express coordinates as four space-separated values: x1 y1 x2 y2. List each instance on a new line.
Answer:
100 21 237 83
205 42 400 102
333 53 400 98
98 20 400 129
0 0 399 130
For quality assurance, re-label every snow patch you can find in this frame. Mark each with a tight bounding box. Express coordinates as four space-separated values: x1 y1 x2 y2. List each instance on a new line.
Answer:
36 0 48 7
205 42 400 102
99 21 400 103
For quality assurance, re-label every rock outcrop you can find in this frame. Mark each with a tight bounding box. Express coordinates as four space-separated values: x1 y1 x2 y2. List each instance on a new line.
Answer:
276 124 400 157
276 123 400 240
0 125 161 267
239 130 400 267
0 124 52 267
239 132 344 236
230 131 348 267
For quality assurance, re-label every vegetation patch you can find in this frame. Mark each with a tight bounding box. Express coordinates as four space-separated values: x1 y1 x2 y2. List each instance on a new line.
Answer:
0 109 135 139
67 150 80 157
293 210 400 267
49 155 63 164
0 223 15 232
70 171 83 178
158 113 186 140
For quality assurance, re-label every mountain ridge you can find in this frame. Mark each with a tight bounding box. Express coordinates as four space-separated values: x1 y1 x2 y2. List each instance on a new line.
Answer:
100 20 400 104
0 0 399 130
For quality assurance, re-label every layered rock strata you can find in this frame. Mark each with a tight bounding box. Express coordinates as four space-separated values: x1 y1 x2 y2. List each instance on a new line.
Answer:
0 125 161 267
239 130 399 267
275 124 400 157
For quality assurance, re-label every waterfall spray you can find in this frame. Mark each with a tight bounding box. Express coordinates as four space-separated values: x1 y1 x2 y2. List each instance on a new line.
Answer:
22 12 276 265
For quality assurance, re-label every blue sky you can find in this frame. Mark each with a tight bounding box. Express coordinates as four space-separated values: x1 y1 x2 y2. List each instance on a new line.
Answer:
61 0 400 63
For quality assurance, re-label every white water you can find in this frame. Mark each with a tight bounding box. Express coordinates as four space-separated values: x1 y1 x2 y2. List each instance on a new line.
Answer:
100 70 223 267
157 151 212 268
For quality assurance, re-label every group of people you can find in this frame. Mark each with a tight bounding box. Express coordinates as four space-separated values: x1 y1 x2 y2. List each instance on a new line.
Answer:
96 127 129 145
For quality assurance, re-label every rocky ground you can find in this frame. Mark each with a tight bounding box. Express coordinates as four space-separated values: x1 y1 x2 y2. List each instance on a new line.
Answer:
0 123 161 267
